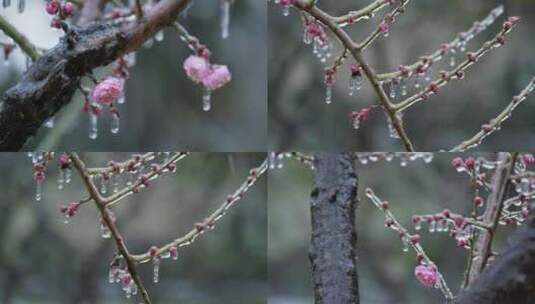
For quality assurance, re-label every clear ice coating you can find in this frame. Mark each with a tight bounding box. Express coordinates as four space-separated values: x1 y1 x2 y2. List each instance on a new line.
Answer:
89 113 98 140
155 30 164 42
202 88 212 111
111 113 120 134
220 0 230 39
401 235 409 252
325 85 332 104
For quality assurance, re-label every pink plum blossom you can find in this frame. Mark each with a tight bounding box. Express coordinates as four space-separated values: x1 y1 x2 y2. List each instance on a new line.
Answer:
202 65 232 91
183 55 211 84
414 264 438 288
91 77 124 104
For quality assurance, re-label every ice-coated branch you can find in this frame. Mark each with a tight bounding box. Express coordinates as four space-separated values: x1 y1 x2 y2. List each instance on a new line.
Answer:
70 152 152 304
465 153 517 286
0 0 193 151
376 5 504 82
0 15 40 61
451 77 535 152
331 0 388 26
293 0 415 151
394 16 519 113
130 157 268 263
365 188 454 301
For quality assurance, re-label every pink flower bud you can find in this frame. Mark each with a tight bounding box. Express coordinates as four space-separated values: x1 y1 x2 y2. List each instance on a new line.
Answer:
91 77 124 104
202 65 232 91
183 55 211 84
46 0 60 15
414 264 437 288
62 2 74 15
149 246 159 257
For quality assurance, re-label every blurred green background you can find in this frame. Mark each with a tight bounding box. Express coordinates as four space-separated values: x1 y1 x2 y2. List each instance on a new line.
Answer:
269 153 517 304
0 152 267 303
269 0 535 151
0 0 266 151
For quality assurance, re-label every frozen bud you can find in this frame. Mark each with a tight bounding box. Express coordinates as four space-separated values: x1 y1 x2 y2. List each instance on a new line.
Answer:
58 153 71 169
428 83 439 94
451 157 464 168
46 0 59 14
467 52 477 63
455 70 465 79
149 246 159 257
51 18 61 28
91 77 124 104
473 196 484 207
495 35 506 45
380 201 389 209
61 201 81 217
464 157 475 170
183 55 211 84
202 65 232 91
523 154 535 165
378 21 389 34
33 171 46 182
385 219 394 227
442 209 451 218
410 234 420 245
169 246 178 260
414 264 437 288
453 215 465 228
457 238 468 247
350 64 361 77
324 67 336 86
503 16 520 30
412 215 421 223
481 123 493 133
62 2 74 15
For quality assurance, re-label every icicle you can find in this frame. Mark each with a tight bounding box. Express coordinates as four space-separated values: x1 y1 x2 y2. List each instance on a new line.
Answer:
89 113 98 140
449 54 456 67
277 153 284 169
108 267 116 283
112 174 119 193
429 221 436 233
414 74 421 89
400 78 407 96
45 116 55 128
401 235 409 252
424 67 433 82
388 117 400 139
65 168 72 184
303 28 311 45
352 117 361 130
111 113 120 134
170 246 178 260
269 152 278 169
153 258 160 283
155 30 164 42
325 85 333 104
202 88 212 111
117 96 125 104
100 221 111 239
58 169 65 190
220 0 231 39
35 179 43 201
17 0 24 13
125 52 136 68
436 220 443 232
282 5 290 16
349 74 362 96
2 0 11 8
100 177 108 194
144 38 154 48
389 81 397 99
415 221 422 231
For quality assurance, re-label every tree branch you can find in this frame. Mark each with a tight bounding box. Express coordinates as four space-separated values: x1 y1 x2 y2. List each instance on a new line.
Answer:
0 0 192 151
309 153 359 304
0 15 40 61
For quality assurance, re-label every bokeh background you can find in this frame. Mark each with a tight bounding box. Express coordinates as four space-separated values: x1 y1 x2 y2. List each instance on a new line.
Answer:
269 0 535 151
0 152 267 303
0 0 266 151
269 153 517 304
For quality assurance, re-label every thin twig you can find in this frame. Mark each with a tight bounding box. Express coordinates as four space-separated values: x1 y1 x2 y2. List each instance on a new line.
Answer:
0 15 39 61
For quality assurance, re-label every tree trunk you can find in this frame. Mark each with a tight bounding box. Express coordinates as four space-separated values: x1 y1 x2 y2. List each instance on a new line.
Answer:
309 153 359 304
458 207 535 304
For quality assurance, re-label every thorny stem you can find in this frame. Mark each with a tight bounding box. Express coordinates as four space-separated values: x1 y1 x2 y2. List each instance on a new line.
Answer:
450 77 535 152
466 153 518 286
0 15 40 61
70 153 152 304
365 188 454 300
293 1 415 151
130 158 268 263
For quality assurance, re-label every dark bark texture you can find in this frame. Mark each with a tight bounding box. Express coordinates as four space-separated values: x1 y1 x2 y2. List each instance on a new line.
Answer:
458 208 535 304
309 153 359 304
0 21 129 151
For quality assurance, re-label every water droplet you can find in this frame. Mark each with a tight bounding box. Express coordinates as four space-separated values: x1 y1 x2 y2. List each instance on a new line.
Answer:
349 74 362 96
155 30 164 42
389 81 397 99
352 117 360 130
415 221 422 231
401 235 409 252
220 0 231 39
117 96 125 104
111 113 120 134
89 113 98 140
58 169 65 190
414 74 421 89
100 221 111 239
449 55 456 67
429 221 436 233
325 85 333 104
303 29 311 45
202 88 212 111
45 116 55 128
400 78 407 96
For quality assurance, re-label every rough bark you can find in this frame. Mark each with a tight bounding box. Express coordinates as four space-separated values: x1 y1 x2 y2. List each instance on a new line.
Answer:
0 0 190 151
458 208 535 304
309 153 359 304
